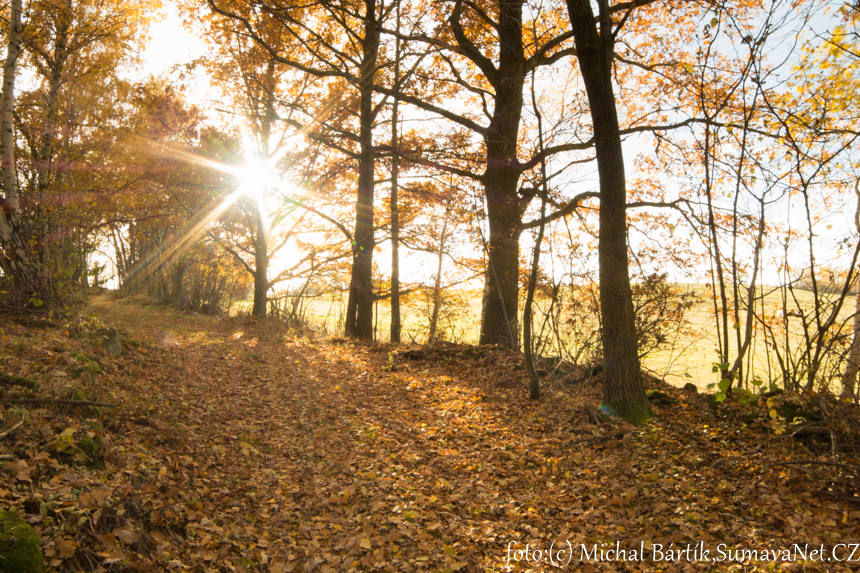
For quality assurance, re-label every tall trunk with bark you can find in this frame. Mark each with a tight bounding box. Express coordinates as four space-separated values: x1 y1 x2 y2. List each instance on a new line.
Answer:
389 0 402 343
37 0 73 196
524 73 548 400
566 0 651 423
842 288 860 401
345 0 380 340
478 0 526 349
250 59 277 319
252 213 269 318
0 0 22 250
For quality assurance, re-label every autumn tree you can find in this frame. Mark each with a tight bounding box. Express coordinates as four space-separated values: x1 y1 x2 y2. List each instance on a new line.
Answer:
0 0 23 277
562 0 670 421
368 0 584 349
202 0 394 338
190 5 310 317
1 0 154 294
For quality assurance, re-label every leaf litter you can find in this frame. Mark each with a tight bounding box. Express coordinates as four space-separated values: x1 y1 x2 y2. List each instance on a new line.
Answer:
0 298 858 572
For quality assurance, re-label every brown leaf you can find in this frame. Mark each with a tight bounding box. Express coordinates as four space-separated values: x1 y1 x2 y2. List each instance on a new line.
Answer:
115 528 138 544
57 538 78 558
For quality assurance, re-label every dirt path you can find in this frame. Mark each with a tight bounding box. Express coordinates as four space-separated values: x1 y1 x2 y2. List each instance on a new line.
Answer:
12 298 856 572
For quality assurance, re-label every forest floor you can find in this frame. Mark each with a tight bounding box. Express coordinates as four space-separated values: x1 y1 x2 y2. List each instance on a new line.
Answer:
1 296 860 572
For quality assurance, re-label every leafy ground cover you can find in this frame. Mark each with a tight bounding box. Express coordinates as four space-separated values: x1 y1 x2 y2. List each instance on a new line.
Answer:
0 297 859 572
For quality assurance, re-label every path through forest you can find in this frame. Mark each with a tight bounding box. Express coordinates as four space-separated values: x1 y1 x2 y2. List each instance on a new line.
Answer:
2 298 859 572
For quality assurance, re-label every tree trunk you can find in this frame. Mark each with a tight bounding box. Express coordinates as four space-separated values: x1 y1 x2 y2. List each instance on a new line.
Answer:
477 0 526 349
566 0 651 423
842 288 860 401
524 73 548 400
344 0 379 340
523 187 546 399
389 1 402 344
252 214 269 318
37 0 72 196
843 182 860 401
250 60 276 319
429 199 451 344
0 0 22 247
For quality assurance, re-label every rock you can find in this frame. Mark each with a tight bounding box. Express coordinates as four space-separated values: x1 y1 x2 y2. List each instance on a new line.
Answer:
104 327 122 357
647 390 675 405
0 509 44 573
776 403 823 423
683 382 698 393
587 363 604 377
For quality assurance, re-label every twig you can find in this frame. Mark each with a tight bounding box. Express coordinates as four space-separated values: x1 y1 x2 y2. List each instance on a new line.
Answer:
0 399 115 408
816 491 860 504
765 460 860 471
0 420 23 438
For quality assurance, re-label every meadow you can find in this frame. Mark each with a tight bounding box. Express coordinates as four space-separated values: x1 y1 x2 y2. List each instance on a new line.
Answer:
264 282 858 393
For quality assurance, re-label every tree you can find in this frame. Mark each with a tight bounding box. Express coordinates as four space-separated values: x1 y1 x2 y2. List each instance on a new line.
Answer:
564 0 653 422
0 0 23 271
204 0 390 338
193 7 298 317
375 0 578 348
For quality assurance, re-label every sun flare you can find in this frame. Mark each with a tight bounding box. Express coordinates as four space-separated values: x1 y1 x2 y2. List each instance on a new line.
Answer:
236 156 279 202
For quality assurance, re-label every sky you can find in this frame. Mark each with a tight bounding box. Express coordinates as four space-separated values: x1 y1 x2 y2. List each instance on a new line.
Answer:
139 4 212 102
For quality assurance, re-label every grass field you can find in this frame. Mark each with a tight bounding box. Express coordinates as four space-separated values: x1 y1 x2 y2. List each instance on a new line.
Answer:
261 282 857 392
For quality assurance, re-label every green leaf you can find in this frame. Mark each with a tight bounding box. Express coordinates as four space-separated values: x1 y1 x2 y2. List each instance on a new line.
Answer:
718 379 731 392
716 391 726 402
710 17 719 27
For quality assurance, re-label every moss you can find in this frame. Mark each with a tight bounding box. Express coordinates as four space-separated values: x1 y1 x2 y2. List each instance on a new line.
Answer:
606 397 653 426
64 388 100 419
76 422 105 468
75 436 104 467
0 510 44 573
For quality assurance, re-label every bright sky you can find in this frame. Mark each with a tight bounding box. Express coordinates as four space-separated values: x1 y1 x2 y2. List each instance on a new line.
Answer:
139 4 213 103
